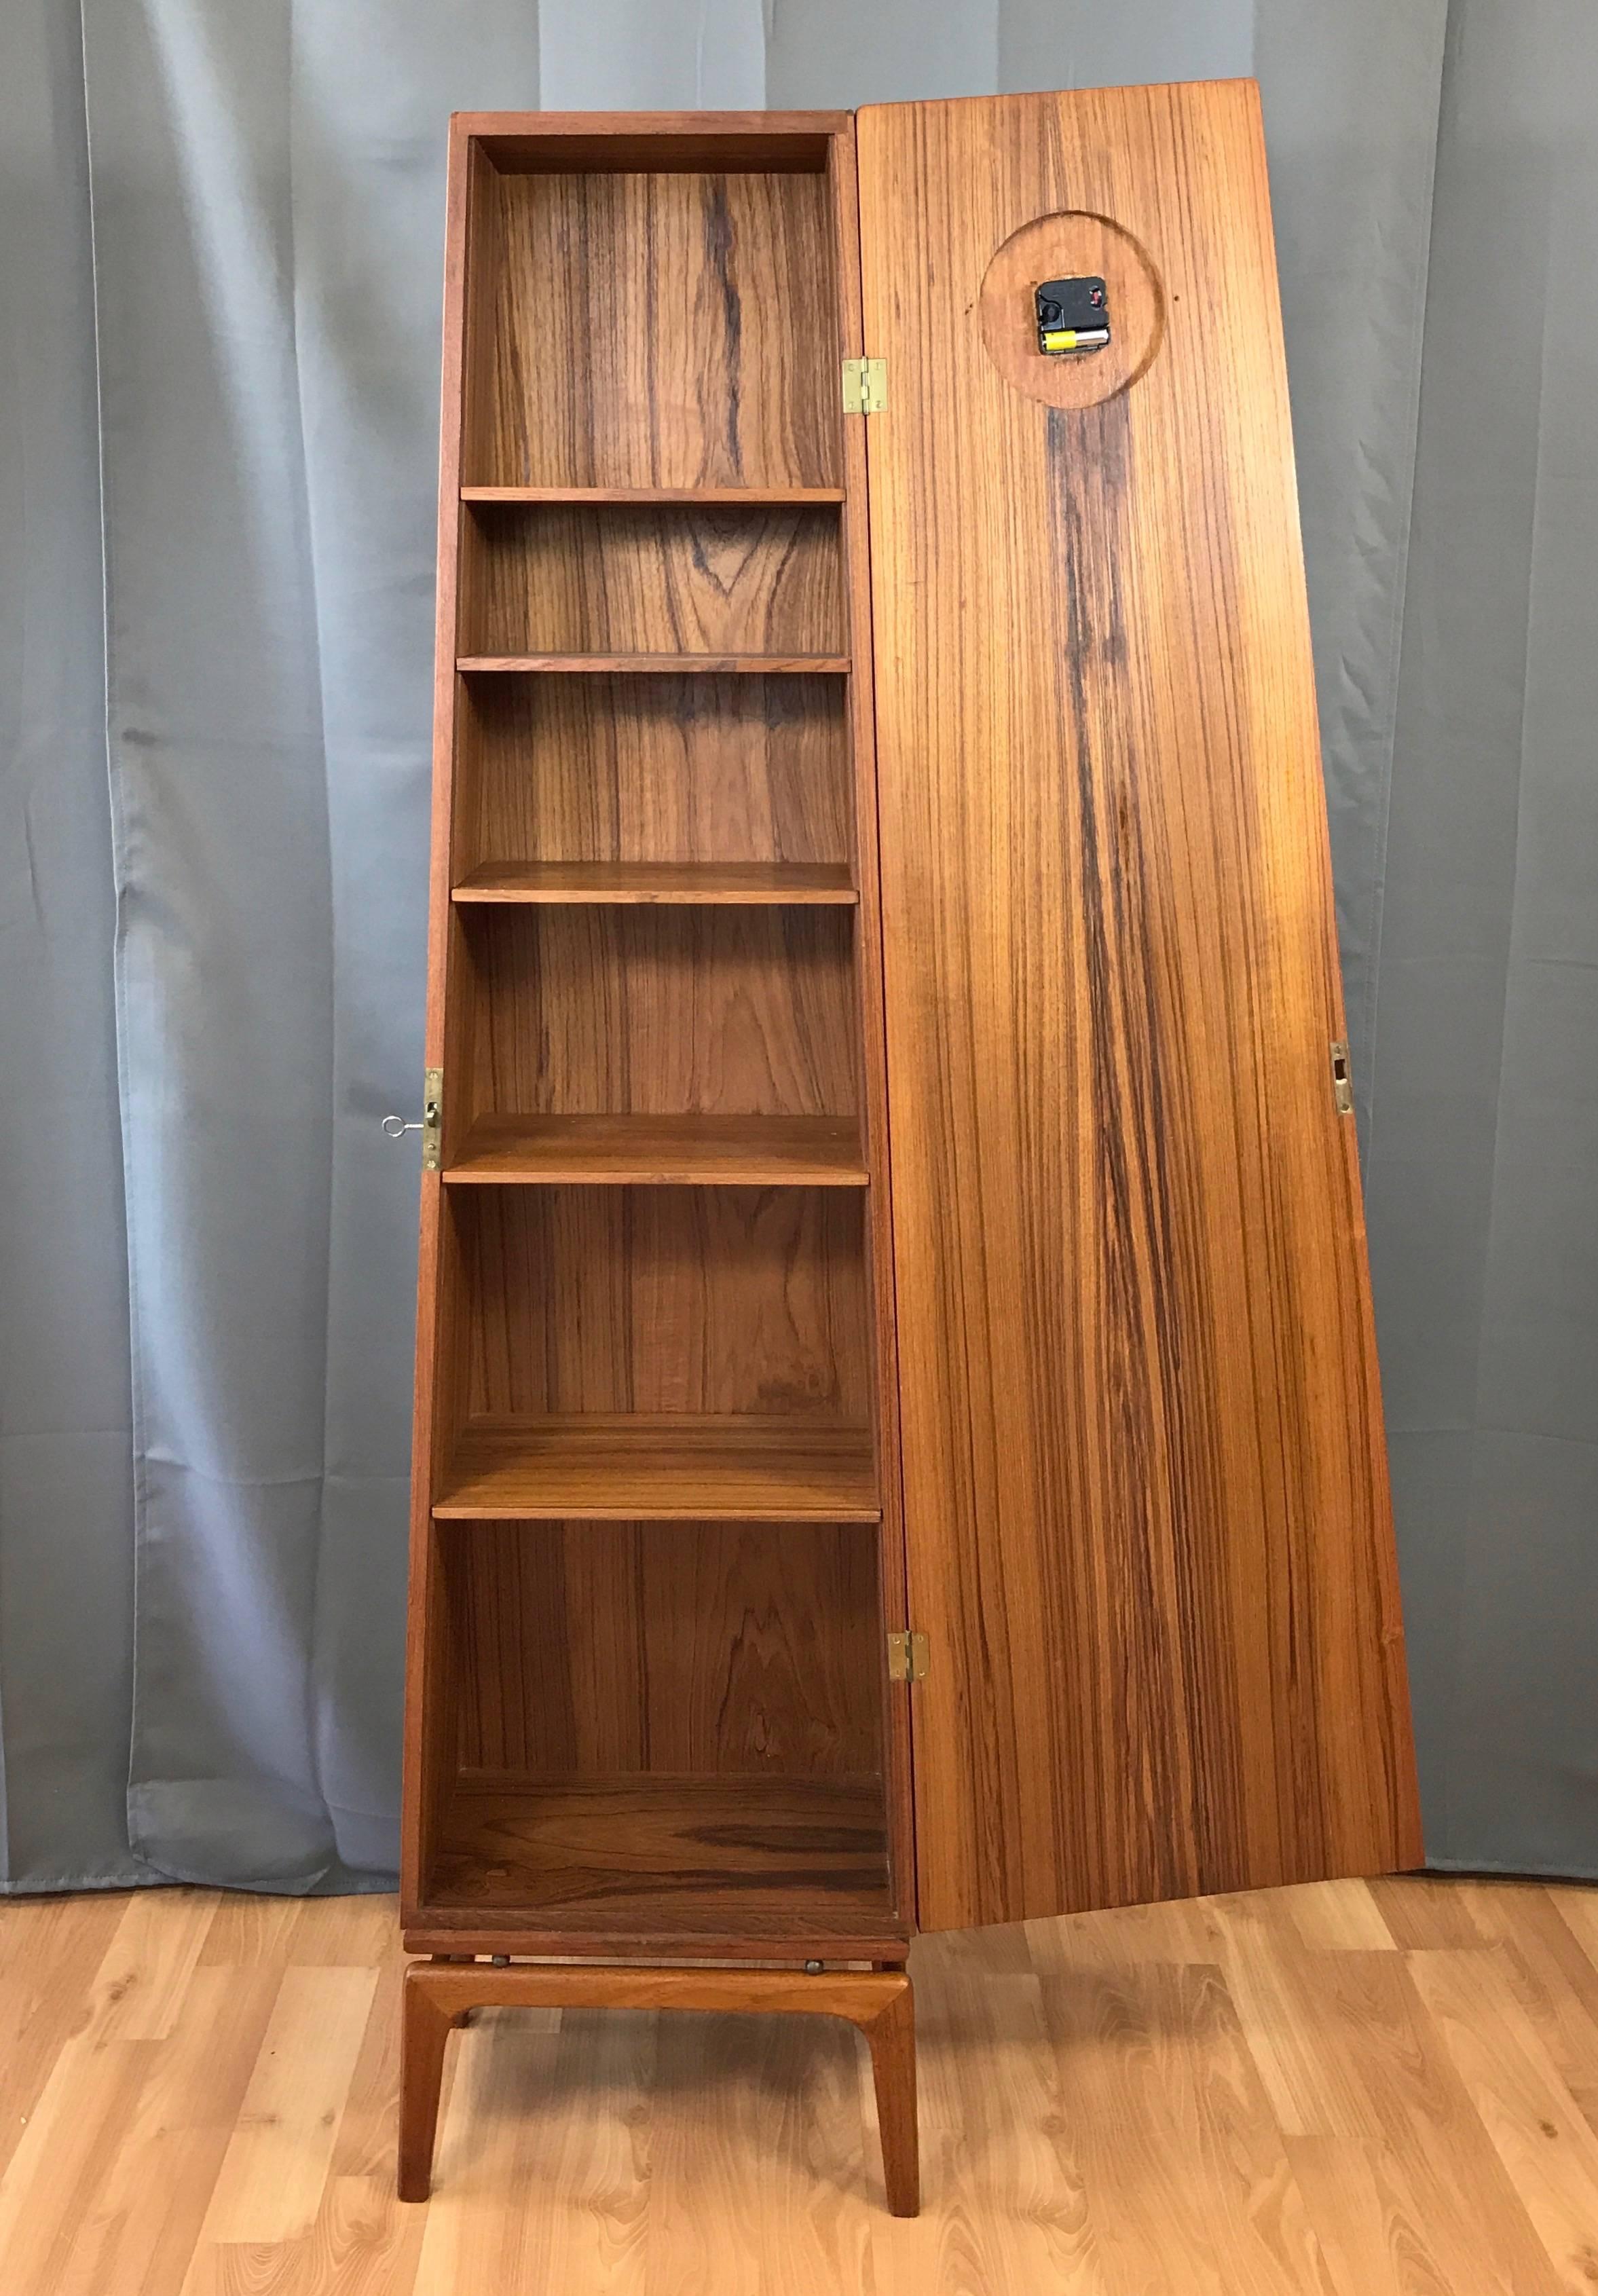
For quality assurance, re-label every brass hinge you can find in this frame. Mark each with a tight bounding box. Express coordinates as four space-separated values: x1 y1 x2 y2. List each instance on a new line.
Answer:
422 1068 443 1169
842 356 887 415
1330 1041 1354 1117
887 1629 929 1683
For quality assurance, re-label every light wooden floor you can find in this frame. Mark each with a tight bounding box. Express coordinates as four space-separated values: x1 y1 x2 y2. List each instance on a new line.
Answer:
3 1876 1598 2292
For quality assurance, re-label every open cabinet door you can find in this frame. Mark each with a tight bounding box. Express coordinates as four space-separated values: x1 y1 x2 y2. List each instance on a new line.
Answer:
857 81 1422 1933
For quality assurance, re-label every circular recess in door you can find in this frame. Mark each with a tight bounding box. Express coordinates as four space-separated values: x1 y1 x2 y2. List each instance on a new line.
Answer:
978 211 1164 409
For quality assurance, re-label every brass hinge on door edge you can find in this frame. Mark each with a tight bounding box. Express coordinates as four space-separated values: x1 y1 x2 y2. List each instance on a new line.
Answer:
1330 1041 1354 1117
842 356 887 414
887 1630 928 1683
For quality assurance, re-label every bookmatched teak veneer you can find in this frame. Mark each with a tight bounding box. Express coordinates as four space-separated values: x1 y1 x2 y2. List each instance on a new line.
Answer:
398 90 1422 2215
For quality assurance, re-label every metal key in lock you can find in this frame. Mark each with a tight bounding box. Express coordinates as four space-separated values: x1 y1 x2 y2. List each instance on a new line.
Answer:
380 1069 442 1170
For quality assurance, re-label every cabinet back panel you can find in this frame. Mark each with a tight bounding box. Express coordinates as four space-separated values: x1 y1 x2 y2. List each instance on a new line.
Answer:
444 1519 882 1779
464 906 859 1119
458 1186 871 1420
476 169 841 489
460 674 851 873
462 504 844 659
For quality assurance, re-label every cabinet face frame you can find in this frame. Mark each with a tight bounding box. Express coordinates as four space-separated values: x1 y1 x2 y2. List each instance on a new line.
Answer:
400 112 914 1961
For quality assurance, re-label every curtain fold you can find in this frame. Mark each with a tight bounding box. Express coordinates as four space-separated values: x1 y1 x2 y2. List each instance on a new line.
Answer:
79 0 542 1890
0 0 145 1891
1369 0 1598 1874
0 0 1591 1891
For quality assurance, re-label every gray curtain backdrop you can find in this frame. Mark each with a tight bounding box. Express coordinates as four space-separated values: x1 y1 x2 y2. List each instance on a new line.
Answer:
0 0 1590 1893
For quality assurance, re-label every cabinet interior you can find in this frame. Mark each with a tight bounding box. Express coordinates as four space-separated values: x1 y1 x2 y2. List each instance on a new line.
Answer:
423 1517 890 1939
410 120 905 1948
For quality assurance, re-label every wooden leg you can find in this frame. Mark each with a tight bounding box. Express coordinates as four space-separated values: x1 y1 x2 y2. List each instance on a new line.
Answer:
859 1972 919 2216
394 1955 920 2214
398 1963 462 2202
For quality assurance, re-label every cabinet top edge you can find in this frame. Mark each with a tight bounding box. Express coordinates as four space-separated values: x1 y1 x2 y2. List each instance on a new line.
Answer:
453 110 852 174
851 75 1259 115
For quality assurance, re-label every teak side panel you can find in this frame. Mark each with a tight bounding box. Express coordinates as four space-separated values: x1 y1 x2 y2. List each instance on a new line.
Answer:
402 122 483 1913
858 83 1421 1931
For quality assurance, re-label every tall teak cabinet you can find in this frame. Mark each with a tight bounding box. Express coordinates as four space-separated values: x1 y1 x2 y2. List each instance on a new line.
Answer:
396 87 1422 2215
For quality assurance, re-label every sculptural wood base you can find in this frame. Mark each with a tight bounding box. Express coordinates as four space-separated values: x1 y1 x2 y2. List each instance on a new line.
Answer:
397 1955 919 2217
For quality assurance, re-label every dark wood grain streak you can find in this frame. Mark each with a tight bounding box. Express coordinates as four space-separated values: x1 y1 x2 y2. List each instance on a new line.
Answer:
858 81 1421 1931
428 1777 890 1923
479 167 840 489
1045 392 1256 1898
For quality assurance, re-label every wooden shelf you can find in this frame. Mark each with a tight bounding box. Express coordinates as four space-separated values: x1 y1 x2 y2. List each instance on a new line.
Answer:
434 1415 879 1519
444 1113 868 1186
452 860 859 906
457 654 851 675
462 485 846 505
426 1773 892 1938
